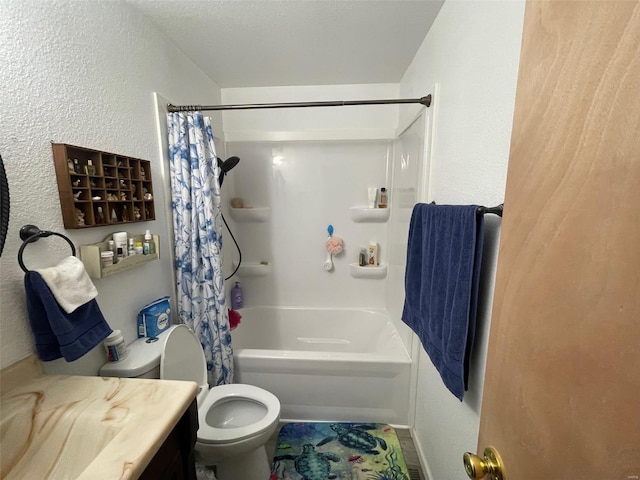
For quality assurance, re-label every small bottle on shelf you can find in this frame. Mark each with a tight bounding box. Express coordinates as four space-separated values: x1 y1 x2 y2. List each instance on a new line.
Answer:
127 238 135 256
73 158 80 174
378 188 388 208
144 230 155 255
122 205 129 222
108 240 118 264
358 247 367 267
368 243 379 266
101 251 114 269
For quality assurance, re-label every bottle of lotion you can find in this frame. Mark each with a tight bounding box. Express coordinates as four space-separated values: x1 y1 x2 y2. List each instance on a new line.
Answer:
231 281 244 309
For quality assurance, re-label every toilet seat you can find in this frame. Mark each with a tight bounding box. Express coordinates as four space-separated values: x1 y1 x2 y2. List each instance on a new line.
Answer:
160 325 280 446
197 384 280 445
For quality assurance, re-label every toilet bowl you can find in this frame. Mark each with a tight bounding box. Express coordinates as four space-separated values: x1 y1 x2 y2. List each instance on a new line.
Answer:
100 324 280 480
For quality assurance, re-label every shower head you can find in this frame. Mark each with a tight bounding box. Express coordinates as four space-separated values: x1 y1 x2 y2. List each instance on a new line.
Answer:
217 156 240 187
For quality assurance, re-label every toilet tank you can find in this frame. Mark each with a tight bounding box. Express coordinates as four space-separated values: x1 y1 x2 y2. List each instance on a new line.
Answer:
99 332 168 379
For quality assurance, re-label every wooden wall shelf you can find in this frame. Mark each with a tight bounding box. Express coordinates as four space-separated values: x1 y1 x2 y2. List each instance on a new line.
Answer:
80 233 159 279
52 143 156 229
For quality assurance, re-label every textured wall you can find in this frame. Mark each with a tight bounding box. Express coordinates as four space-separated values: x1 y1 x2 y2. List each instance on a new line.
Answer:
399 1 526 479
0 0 222 372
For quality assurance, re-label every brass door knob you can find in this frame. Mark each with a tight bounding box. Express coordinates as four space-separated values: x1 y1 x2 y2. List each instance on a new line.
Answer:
463 446 505 480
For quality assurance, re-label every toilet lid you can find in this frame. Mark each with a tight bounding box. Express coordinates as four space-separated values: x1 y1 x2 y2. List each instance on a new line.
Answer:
160 324 207 387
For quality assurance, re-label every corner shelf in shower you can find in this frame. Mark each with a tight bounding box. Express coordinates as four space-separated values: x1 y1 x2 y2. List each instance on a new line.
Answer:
349 263 388 279
232 261 272 277
229 207 270 222
349 207 390 223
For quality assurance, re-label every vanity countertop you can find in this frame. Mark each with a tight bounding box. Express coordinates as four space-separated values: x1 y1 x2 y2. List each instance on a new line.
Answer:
0 355 197 480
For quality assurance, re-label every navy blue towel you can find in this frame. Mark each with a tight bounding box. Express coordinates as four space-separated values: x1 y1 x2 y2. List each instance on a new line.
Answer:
401 204 484 400
25 272 112 362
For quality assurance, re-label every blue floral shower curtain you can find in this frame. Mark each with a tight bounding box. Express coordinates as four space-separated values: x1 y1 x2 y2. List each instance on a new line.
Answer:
167 112 233 386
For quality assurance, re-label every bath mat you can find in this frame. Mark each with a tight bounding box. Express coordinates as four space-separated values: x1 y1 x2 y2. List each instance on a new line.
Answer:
271 422 410 480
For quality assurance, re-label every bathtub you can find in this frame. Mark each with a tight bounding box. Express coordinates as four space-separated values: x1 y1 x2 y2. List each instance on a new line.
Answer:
231 307 412 424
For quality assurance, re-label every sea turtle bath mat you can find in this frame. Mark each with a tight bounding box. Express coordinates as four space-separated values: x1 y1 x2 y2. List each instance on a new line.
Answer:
271 422 410 480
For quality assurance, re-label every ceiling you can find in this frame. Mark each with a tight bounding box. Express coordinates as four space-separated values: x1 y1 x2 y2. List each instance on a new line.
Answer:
126 0 444 88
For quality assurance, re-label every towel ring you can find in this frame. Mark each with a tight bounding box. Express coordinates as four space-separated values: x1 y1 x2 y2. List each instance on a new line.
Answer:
18 224 76 273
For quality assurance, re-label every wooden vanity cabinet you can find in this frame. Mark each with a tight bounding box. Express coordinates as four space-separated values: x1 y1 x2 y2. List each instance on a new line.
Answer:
139 398 198 480
51 143 156 229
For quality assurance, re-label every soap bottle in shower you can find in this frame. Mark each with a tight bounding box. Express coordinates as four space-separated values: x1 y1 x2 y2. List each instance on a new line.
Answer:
378 187 388 208
359 247 367 267
231 281 244 310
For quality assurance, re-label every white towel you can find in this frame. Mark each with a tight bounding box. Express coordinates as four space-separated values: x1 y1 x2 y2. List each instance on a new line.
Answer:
35 256 98 314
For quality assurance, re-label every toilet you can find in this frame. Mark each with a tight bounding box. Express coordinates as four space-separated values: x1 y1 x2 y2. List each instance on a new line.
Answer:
100 324 280 480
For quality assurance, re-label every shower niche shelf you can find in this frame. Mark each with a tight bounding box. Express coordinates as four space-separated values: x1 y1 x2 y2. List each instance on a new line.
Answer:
350 207 390 223
233 261 272 277
349 263 388 279
229 207 270 223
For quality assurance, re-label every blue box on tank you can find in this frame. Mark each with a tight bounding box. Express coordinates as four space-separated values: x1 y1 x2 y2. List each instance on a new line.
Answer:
137 296 171 338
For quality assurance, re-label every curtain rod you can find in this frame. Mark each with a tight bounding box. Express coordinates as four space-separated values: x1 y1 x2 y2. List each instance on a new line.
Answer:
167 94 431 112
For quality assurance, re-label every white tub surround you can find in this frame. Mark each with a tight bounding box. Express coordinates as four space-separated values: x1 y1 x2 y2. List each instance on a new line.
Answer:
231 307 412 424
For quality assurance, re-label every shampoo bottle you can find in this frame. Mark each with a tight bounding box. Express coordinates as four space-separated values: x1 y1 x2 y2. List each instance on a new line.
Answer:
368 243 379 266
231 281 244 309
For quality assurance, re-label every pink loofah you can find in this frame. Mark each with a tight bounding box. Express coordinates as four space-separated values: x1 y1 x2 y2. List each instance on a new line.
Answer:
326 236 344 255
228 309 241 330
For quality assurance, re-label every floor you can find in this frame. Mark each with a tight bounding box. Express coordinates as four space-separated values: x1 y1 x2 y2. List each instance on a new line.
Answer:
266 422 428 480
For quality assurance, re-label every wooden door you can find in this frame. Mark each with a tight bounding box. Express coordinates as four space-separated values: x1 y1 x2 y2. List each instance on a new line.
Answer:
477 2 640 479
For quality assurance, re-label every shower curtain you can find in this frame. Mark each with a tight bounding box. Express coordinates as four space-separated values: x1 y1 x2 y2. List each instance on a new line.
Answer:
167 112 233 386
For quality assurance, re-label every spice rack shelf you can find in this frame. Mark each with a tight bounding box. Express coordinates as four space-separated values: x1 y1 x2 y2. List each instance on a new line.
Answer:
52 143 156 229
80 233 159 279
349 263 388 279
349 207 390 223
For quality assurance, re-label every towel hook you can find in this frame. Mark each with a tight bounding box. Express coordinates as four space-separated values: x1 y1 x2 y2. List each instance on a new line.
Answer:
18 224 76 273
